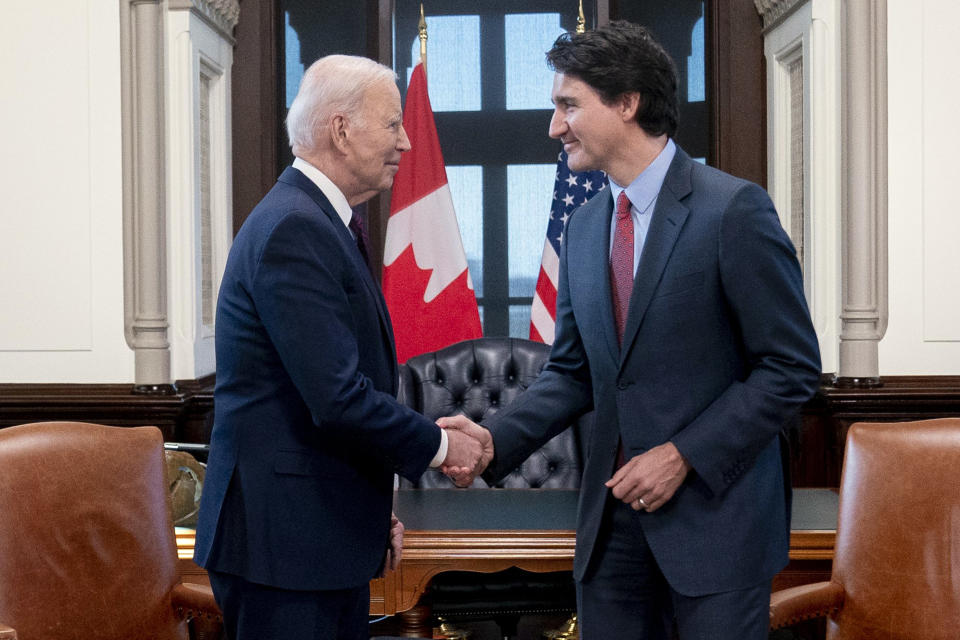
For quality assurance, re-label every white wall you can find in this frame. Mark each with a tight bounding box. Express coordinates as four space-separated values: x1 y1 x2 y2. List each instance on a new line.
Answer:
0 0 133 383
881 0 960 374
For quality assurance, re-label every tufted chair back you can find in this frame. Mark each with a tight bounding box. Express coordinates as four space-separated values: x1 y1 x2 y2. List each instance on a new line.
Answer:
398 337 586 488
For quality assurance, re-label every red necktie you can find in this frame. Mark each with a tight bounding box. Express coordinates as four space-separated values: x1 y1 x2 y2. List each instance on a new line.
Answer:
610 192 634 470
609 192 634 345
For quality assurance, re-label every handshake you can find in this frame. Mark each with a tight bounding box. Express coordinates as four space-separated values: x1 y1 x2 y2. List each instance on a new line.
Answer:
437 416 494 487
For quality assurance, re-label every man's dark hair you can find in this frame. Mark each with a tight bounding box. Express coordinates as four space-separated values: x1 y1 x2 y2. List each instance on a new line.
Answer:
547 20 679 138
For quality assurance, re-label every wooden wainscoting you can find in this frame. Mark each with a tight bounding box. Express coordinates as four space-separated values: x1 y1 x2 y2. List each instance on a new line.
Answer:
0 375 215 444
2 375 959 488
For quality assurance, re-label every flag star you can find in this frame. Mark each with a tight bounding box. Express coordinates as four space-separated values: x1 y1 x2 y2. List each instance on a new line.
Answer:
565 174 579 188
561 211 571 225
553 190 558 200
584 180 594 192
582 197 590 205
562 193 575 207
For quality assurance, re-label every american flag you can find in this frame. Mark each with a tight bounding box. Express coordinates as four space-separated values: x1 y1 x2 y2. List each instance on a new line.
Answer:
529 150 607 344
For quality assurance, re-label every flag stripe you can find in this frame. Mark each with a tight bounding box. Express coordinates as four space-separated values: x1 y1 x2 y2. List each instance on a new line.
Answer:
529 293 555 345
533 267 557 318
537 238 559 288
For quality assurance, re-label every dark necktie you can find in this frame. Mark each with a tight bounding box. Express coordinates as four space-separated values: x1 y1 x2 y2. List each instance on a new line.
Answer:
349 210 371 273
609 191 634 345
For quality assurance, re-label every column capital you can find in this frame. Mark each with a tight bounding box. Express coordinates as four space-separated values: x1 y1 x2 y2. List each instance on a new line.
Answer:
168 0 240 42
754 0 807 31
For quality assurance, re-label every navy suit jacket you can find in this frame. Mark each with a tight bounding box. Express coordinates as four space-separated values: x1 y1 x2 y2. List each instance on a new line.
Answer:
194 167 441 591
484 147 821 596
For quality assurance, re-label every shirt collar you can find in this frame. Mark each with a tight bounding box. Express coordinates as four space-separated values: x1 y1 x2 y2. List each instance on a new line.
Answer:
608 138 676 215
292 156 353 229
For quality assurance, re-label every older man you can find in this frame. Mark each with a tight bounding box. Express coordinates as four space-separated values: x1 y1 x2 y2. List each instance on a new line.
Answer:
194 55 484 640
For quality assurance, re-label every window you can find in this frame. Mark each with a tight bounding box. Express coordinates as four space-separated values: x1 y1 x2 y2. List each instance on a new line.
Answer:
394 0 594 336
279 0 709 338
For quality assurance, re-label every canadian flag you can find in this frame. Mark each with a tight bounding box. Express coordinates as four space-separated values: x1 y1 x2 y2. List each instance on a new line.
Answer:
383 63 482 363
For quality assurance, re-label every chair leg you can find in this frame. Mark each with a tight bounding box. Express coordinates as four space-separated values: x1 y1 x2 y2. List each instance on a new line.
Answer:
399 604 433 638
434 617 472 639
542 613 578 639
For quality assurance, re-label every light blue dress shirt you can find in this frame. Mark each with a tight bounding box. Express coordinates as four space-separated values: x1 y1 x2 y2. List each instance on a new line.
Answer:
607 138 677 275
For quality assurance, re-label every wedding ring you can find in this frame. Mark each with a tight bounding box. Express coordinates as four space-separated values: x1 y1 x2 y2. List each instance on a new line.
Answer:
636 497 648 508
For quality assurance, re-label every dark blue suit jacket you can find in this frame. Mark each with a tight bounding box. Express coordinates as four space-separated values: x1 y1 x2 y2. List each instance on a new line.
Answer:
194 167 441 591
484 147 821 596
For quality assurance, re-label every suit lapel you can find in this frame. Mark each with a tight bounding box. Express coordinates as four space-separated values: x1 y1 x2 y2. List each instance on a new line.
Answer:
595 194 622 366
618 151 693 368
279 168 398 381
572 190 621 368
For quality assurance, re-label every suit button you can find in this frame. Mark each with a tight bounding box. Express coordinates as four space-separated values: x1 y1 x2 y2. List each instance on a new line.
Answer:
617 381 629 390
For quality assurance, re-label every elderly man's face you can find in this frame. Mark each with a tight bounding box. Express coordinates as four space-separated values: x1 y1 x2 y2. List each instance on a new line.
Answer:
343 79 411 203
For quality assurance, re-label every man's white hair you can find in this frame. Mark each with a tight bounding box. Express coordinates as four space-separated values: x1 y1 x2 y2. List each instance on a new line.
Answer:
286 54 397 152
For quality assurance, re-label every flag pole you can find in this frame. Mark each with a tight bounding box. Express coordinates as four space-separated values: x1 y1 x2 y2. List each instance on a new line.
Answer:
576 0 586 33
418 3 428 73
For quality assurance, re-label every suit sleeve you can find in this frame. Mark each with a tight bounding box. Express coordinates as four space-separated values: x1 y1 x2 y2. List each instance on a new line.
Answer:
670 183 821 495
484 218 594 481
251 210 440 481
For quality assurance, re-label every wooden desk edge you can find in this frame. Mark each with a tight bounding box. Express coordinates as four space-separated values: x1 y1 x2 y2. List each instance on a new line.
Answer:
176 527 836 615
789 529 836 560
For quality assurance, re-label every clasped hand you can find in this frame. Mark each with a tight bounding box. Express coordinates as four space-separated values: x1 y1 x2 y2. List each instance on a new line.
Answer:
436 415 494 487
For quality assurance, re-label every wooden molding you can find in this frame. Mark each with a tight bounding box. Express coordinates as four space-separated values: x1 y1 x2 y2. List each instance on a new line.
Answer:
0 375 215 443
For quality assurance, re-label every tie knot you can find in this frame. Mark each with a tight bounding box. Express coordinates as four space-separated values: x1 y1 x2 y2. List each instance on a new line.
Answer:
616 192 632 219
349 210 365 236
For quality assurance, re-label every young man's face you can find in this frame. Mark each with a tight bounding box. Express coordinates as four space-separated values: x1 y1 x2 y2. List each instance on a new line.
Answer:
548 73 630 175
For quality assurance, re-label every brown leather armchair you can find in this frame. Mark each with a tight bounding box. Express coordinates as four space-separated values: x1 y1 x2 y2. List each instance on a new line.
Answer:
769 418 960 638
0 421 221 640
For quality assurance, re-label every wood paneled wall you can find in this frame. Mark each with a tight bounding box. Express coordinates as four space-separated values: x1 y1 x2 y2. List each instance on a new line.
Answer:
3 376 959 488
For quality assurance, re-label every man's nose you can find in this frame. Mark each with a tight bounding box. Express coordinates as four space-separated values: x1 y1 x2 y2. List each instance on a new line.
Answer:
398 124 412 151
548 109 565 139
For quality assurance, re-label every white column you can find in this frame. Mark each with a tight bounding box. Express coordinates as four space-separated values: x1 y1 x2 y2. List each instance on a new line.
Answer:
120 0 173 393
836 0 887 386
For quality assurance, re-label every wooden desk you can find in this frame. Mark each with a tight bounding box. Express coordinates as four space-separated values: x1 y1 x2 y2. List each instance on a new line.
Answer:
177 488 837 635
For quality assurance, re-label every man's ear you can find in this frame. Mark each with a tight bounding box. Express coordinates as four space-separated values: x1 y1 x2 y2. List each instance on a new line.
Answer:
619 92 642 122
328 113 350 152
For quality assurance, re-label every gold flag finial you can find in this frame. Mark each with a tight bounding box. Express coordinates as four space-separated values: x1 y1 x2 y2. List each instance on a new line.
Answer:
418 3 428 70
576 0 586 33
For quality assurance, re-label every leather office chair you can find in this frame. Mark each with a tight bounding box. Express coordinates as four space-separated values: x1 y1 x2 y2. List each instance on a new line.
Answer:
398 336 584 489
769 418 960 638
397 337 585 639
0 421 221 640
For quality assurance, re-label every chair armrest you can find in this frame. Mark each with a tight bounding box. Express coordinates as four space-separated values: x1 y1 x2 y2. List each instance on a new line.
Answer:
171 582 222 622
769 581 844 630
0 623 17 639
